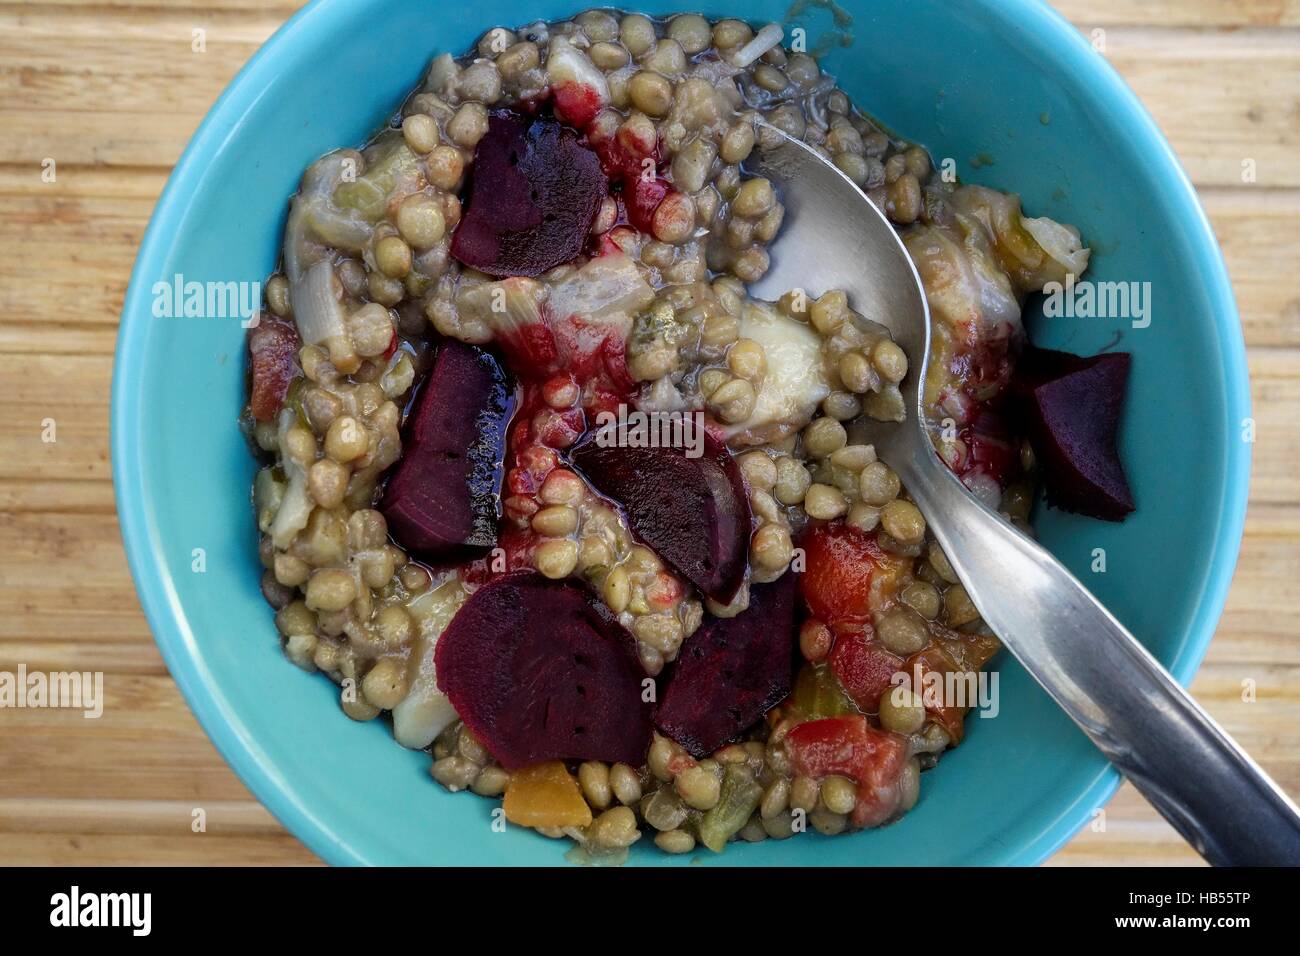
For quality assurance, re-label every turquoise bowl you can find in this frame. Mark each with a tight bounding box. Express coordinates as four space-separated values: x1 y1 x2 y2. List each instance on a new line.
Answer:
112 0 1249 865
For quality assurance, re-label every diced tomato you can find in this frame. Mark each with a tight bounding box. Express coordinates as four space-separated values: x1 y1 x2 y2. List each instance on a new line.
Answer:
785 716 908 828
247 311 301 422
593 133 658 184
786 716 905 781
626 175 670 233
799 523 910 625
552 82 602 130
852 777 905 829
904 630 1001 745
828 624 904 713
495 321 560 378
600 335 636 395
932 629 1001 673
589 129 668 234
903 644 967 744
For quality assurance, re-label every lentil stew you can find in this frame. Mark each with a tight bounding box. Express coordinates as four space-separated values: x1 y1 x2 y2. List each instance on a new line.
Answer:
242 10 1096 858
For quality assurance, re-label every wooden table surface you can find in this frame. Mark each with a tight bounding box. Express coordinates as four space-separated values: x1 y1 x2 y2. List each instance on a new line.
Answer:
0 0 1296 866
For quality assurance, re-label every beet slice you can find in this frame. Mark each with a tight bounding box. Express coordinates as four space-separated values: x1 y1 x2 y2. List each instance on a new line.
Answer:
434 572 652 769
570 430 751 603
655 575 798 758
1010 344 1091 393
450 112 607 278
380 341 514 559
1011 347 1134 521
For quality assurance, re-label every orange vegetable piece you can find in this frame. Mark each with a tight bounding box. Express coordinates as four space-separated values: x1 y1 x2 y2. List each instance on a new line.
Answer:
502 761 593 829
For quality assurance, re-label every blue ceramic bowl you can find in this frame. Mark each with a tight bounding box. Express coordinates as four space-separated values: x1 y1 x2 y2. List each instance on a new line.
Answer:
112 0 1249 865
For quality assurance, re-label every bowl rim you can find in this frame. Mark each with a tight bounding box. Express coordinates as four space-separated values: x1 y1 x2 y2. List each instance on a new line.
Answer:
111 0 1251 866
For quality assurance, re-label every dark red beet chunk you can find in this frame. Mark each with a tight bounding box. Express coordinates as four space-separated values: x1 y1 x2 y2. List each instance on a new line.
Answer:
434 572 653 769
451 112 607 278
1010 344 1091 391
1012 346 1134 521
655 575 798 758
570 430 751 604
380 341 514 559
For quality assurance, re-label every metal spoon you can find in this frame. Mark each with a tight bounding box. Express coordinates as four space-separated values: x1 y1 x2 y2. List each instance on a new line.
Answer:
749 126 1300 866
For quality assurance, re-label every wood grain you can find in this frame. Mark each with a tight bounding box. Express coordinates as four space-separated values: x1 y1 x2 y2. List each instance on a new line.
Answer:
0 0 1296 867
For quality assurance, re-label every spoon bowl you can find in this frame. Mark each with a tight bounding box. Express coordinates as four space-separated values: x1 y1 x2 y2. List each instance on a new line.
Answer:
749 124 932 474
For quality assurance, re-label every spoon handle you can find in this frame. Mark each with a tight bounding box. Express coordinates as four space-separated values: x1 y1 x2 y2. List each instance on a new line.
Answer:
896 455 1300 866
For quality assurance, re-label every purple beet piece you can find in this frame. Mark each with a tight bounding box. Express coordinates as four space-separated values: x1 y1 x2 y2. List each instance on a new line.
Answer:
1016 349 1135 521
655 575 798 758
570 430 751 604
380 341 515 559
1009 344 1091 394
434 572 653 770
450 112 607 278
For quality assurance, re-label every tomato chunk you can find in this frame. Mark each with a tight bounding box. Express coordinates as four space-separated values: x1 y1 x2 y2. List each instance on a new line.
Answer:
247 311 301 422
785 716 908 828
827 624 904 713
799 523 910 625
904 630 1001 745
552 81 603 130
786 716 907 782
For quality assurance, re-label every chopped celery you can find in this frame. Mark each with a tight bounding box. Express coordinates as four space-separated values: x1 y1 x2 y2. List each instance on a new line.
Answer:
334 138 423 221
253 466 285 535
392 574 468 750
270 469 311 550
456 276 547 339
269 408 314 549
698 766 763 852
629 299 689 352
424 53 458 94
546 252 655 331
791 663 857 720
304 203 374 252
289 259 347 348
282 375 308 427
